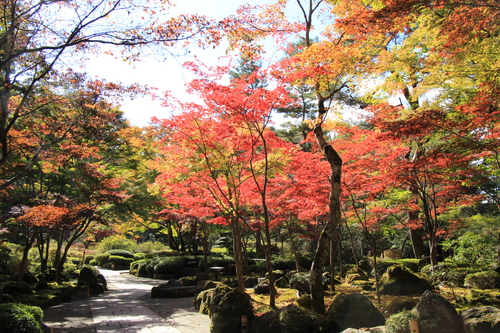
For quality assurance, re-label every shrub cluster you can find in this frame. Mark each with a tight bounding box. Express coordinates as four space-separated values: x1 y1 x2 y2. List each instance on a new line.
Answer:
0 303 44 333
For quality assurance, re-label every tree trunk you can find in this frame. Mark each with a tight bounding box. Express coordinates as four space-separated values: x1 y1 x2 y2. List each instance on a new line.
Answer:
409 211 425 258
17 235 36 288
371 238 381 304
497 232 500 265
286 218 302 272
344 218 359 266
309 100 343 314
232 221 246 291
329 237 335 291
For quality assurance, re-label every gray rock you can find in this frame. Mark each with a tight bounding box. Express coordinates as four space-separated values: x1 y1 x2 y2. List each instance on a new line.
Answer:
415 290 464 333
150 285 196 298
253 283 270 294
244 277 259 288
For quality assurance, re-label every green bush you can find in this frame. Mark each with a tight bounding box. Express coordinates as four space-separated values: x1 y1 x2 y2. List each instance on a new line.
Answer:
133 252 146 261
204 254 234 269
129 259 147 276
0 303 44 333
106 249 134 259
62 262 79 279
386 310 418 333
84 254 95 264
137 241 167 253
93 253 111 266
271 256 296 271
144 249 180 259
96 235 137 253
108 255 135 268
154 256 186 275
465 270 500 289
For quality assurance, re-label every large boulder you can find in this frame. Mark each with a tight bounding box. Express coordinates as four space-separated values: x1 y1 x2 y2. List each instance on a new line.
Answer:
326 293 385 331
462 306 500 333
340 328 386 333
196 280 226 295
195 284 232 315
244 277 259 288
387 296 418 314
77 266 106 295
383 249 403 259
209 286 254 333
253 284 270 295
465 271 500 290
379 265 432 295
151 280 196 298
250 304 323 333
415 290 464 333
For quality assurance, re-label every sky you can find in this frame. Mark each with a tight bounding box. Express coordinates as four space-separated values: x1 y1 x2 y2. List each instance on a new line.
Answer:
85 0 288 127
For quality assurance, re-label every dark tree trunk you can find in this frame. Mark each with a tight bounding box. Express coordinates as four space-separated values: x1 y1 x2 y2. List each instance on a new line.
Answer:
232 221 246 291
309 99 342 314
409 211 425 258
286 218 302 272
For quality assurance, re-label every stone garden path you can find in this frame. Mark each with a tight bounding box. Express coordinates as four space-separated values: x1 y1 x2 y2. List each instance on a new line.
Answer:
43 269 211 333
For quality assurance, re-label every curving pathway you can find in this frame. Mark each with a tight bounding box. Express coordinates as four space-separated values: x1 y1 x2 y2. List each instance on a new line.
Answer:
43 269 211 333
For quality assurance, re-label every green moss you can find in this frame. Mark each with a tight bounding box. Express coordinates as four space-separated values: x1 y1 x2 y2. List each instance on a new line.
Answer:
386 310 418 333
465 270 500 289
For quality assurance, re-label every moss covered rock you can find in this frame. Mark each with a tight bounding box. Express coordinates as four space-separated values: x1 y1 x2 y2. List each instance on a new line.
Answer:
462 306 500 333
379 265 432 295
195 284 232 315
209 286 253 333
250 304 324 333
326 293 385 331
387 296 418 314
465 271 500 290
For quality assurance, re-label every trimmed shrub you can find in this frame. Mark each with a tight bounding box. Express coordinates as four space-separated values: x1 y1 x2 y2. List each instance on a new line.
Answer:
106 249 134 259
133 252 146 261
154 256 186 275
0 303 44 333
144 250 180 259
93 253 111 266
108 255 134 269
465 270 500 289
203 254 234 270
84 254 95 264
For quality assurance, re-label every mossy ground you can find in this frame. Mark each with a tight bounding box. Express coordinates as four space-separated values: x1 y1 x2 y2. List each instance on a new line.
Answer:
244 278 500 318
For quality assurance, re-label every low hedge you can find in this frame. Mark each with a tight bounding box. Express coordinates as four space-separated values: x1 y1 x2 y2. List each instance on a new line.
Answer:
93 253 111 266
108 255 135 268
106 249 134 259
154 256 186 275
204 254 234 269
0 303 44 333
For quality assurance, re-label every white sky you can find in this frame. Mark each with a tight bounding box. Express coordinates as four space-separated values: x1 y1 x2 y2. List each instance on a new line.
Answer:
85 0 288 127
